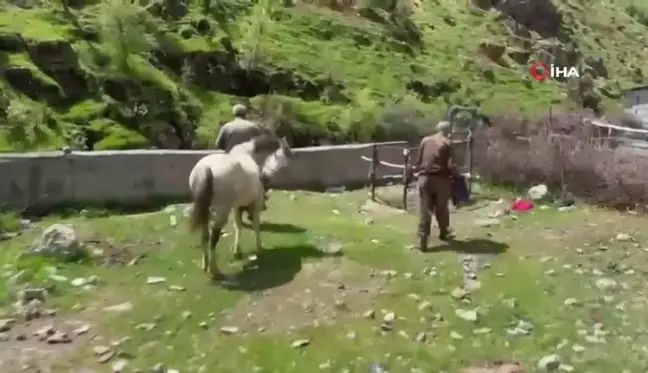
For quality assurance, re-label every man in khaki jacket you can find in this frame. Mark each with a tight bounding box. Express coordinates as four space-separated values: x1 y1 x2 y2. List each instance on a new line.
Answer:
409 121 458 250
215 104 269 212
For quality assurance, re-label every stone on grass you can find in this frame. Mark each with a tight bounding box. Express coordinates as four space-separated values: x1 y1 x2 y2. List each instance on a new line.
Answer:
382 312 396 323
455 308 478 322
103 302 133 313
595 278 618 291
21 224 88 262
537 354 561 371
46 330 71 344
0 318 14 332
220 326 239 335
528 184 548 200
146 277 166 285
291 339 310 348
112 359 128 373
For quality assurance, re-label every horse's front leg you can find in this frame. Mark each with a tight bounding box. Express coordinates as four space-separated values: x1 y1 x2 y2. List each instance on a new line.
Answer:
232 208 244 260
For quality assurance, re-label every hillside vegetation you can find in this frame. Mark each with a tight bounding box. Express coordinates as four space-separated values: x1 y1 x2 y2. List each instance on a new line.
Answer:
0 0 647 150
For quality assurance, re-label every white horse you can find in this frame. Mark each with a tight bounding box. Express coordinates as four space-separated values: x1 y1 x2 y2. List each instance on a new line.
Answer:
187 133 293 280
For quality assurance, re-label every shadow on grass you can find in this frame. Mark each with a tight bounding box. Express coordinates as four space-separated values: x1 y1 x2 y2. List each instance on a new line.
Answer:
221 243 334 292
240 221 306 234
428 238 509 254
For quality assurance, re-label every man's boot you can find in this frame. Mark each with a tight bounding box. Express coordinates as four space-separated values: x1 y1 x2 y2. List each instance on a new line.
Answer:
417 235 428 252
439 228 455 241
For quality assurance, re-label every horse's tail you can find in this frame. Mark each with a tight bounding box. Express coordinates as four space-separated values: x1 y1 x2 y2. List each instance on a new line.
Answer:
188 166 214 232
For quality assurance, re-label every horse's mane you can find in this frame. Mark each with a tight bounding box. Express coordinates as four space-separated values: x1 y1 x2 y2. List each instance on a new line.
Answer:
250 133 281 154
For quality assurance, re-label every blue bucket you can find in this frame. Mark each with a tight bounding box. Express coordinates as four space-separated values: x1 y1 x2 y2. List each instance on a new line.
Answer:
452 175 470 207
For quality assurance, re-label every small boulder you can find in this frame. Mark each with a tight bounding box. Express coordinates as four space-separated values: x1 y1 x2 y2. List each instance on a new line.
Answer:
22 224 88 262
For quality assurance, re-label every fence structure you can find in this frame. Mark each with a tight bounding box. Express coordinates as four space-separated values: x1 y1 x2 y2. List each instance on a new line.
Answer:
361 116 648 212
361 130 474 211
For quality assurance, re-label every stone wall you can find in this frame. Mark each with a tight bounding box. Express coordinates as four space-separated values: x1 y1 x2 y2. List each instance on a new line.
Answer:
0 142 408 210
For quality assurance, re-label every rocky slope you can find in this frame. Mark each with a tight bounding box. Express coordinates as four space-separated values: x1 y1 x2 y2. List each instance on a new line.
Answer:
0 0 647 150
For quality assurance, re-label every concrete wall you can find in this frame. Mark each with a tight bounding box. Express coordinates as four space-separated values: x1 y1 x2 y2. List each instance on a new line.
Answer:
0 142 408 210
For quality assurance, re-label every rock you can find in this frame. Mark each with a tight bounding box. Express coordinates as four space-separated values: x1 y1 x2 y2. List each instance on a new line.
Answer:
22 224 87 262
537 354 561 371
455 308 478 322
362 309 376 319
417 301 433 311
219 326 239 335
150 363 166 373
615 233 633 242
472 327 492 335
169 285 186 292
147 277 166 284
103 302 133 313
20 287 48 303
528 184 548 200
112 359 128 373
451 287 469 300
98 351 115 364
382 312 396 323
74 324 91 335
572 344 585 352
93 345 111 356
475 218 501 227
46 331 71 344
414 332 427 343
0 32 24 52
563 298 578 306
497 0 563 39
478 41 506 62
33 325 55 340
291 339 310 348
595 278 618 291
0 318 14 332
584 56 608 78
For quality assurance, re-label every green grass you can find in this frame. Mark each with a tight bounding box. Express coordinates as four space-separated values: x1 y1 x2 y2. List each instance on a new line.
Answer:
1 189 648 372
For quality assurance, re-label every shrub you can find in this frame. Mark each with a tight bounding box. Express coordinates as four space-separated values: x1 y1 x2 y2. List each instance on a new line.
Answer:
472 111 648 210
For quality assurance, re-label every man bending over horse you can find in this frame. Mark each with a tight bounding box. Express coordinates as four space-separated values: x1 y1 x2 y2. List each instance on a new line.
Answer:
409 120 459 251
215 104 270 211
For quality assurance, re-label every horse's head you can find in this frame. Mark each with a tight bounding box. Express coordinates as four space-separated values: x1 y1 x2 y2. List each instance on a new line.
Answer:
259 134 294 180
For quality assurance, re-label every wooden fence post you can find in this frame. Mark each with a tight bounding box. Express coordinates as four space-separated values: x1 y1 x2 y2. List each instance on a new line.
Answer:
368 144 378 201
402 148 410 210
466 130 474 195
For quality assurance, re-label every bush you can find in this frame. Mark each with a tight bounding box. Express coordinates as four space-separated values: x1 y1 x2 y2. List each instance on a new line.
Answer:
472 111 648 210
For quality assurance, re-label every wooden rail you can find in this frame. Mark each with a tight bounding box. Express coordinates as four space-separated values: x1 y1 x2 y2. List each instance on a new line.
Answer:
361 138 473 210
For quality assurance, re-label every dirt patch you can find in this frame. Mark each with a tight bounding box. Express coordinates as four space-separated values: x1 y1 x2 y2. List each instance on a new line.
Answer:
0 315 93 373
220 257 389 333
83 236 159 267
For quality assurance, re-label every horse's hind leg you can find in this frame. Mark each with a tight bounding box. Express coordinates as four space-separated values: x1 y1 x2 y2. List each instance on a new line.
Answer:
208 213 229 281
232 208 244 260
201 225 209 273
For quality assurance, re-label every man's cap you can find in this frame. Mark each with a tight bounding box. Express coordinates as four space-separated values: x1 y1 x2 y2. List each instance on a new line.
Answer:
232 104 247 116
436 120 451 132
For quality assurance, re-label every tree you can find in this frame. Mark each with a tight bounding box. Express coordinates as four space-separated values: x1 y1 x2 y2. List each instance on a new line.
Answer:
4 99 48 151
238 0 274 70
97 0 158 71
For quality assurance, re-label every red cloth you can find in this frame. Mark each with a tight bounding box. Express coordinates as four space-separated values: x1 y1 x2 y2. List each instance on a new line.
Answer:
511 199 533 211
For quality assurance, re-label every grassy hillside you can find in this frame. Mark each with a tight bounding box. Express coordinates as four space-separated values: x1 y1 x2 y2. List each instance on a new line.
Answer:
1 0 647 151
